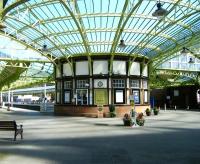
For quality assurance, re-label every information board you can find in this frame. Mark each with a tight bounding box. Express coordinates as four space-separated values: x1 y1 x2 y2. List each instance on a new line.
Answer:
94 89 108 105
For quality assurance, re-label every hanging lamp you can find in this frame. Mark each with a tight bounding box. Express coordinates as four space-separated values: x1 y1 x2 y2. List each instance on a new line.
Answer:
152 1 168 18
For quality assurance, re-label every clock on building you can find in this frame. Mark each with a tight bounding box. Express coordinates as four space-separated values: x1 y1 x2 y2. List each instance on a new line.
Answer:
97 81 103 87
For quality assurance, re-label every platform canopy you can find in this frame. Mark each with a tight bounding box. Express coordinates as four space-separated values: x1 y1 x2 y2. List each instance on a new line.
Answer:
0 0 200 88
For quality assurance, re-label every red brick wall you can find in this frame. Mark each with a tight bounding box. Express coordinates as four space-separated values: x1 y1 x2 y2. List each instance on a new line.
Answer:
54 105 150 118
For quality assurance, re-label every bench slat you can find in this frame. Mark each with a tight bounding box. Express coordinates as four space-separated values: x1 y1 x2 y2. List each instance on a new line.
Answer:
0 121 23 141
0 121 17 131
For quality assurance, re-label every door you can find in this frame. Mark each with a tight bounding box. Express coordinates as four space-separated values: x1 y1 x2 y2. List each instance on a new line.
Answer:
76 89 88 105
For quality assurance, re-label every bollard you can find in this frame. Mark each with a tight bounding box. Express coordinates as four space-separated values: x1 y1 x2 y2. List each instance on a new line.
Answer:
175 105 176 111
164 103 166 111
187 106 189 110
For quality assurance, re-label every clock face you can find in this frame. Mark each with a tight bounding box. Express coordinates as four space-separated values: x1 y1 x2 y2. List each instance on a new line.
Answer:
98 81 103 87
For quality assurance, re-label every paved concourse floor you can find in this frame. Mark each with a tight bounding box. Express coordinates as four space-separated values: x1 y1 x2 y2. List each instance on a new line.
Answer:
0 107 200 164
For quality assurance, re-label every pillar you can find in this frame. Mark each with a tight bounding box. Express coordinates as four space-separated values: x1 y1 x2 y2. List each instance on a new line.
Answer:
8 89 10 111
126 78 130 105
44 83 47 111
0 91 2 107
89 78 93 105
11 90 13 107
109 78 112 104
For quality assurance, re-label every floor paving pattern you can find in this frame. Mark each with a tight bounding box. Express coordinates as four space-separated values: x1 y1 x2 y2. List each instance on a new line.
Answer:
0 108 200 164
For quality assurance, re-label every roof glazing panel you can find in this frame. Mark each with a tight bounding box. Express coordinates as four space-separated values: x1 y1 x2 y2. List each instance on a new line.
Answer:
0 0 199 60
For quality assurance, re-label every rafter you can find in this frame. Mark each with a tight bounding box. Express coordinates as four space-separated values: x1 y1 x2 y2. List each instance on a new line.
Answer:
5 16 66 63
156 68 199 79
0 31 56 64
34 28 176 46
128 0 184 55
109 0 143 75
151 30 200 68
59 0 92 74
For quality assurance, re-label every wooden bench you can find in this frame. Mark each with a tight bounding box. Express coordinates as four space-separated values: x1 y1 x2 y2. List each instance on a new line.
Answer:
0 121 23 141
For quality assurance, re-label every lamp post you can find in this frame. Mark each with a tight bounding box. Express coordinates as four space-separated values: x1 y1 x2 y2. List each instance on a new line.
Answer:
130 100 136 126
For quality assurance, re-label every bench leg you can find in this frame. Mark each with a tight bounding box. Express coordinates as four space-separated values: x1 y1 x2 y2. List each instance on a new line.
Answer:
14 131 17 141
21 131 23 139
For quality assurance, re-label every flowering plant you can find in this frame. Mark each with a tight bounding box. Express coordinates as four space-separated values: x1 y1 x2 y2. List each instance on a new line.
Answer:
123 113 133 126
136 113 145 126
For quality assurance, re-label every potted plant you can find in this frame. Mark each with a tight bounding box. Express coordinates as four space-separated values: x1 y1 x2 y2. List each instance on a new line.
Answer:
123 113 133 126
136 113 145 126
153 108 159 115
145 108 151 116
109 104 116 118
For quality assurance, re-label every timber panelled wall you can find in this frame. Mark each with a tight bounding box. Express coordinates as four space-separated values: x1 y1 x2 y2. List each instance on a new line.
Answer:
54 55 150 117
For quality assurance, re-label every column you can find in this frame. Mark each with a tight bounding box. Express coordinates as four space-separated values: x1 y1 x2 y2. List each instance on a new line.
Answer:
89 78 93 105
0 91 2 107
140 80 144 104
72 78 76 104
11 90 13 107
108 78 112 104
8 89 10 111
44 83 47 111
126 78 130 105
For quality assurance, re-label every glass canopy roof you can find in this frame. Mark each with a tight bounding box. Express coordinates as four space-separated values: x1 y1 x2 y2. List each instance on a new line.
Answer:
0 0 199 89
1 0 200 61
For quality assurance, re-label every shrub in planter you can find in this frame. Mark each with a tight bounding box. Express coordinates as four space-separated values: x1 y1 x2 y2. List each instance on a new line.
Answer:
145 108 151 116
123 113 133 126
110 112 116 117
153 108 159 115
136 113 145 126
109 104 116 118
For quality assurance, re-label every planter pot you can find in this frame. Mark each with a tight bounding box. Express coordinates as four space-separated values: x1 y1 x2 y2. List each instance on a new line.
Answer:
136 119 145 126
146 112 151 116
110 112 116 118
154 110 158 115
123 119 132 126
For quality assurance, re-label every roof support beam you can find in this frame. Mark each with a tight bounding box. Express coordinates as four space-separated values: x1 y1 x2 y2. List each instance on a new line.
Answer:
146 12 199 57
0 31 56 64
4 62 29 68
1 0 29 18
5 16 67 64
0 57 51 63
59 0 92 75
156 68 199 79
34 28 176 48
128 0 183 56
48 41 160 53
151 29 200 68
109 0 143 75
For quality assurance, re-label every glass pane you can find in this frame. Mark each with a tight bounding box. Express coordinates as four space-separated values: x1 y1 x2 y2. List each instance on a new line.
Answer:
132 90 140 104
113 79 125 88
143 80 148 89
130 79 140 88
64 81 72 89
64 91 70 103
76 89 88 105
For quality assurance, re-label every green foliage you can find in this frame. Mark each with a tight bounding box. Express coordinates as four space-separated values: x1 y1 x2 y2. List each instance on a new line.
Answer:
136 113 145 126
145 108 151 112
145 108 151 116
109 104 116 117
123 113 133 126
110 112 116 118
0 67 27 89
109 104 115 112
153 108 159 115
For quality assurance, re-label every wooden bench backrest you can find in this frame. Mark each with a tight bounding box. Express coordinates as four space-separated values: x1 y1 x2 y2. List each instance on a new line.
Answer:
0 121 17 130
